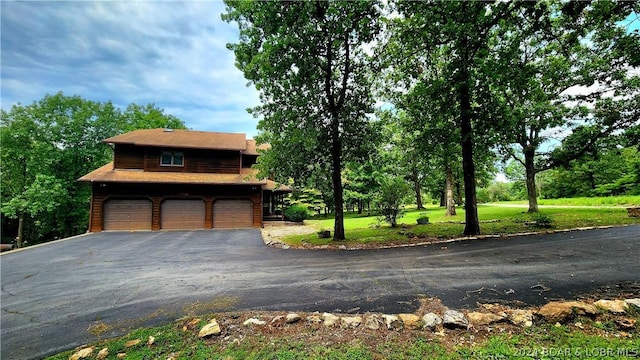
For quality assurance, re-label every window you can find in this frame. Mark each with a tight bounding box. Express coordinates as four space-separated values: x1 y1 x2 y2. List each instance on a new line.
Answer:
160 151 184 166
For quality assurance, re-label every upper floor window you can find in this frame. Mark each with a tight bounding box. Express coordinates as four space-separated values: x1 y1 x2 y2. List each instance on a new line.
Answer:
160 151 184 166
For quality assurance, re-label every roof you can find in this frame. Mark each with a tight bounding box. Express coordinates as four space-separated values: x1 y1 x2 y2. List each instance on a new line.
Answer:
264 179 292 192
103 129 248 151
244 139 270 156
79 162 267 186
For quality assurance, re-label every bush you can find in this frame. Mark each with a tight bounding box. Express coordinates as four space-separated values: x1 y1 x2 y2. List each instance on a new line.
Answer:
531 213 554 228
375 175 411 227
417 216 429 225
284 205 309 222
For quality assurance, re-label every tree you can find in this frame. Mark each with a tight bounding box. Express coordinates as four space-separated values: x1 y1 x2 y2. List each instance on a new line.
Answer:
223 1 382 240
390 1 529 235
495 0 639 212
1 92 187 246
375 174 411 228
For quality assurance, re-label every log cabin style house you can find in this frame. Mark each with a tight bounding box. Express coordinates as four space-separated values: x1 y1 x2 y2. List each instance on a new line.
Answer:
79 128 290 231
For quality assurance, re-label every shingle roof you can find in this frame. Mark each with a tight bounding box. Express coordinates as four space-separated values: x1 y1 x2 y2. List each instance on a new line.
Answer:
244 139 270 155
103 129 248 151
79 162 267 185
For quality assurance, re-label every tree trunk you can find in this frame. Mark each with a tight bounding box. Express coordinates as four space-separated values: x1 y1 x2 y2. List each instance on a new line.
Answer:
445 161 457 216
331 120 346 241
16 213 24 248
439 191 445 207
455 179 463 205
459 66 480 235
524 146 539 213
412 168 424 209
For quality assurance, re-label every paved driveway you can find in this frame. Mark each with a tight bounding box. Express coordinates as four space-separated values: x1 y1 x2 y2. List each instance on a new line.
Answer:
2 226 639 359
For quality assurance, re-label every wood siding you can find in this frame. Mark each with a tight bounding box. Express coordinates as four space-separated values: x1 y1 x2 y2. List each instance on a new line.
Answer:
114 145 145 169
89 182 262 231
113 146 241 174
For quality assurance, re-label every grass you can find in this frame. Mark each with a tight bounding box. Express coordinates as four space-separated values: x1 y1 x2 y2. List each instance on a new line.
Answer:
288 202 640 247
47 316 640 360
498 195 640 207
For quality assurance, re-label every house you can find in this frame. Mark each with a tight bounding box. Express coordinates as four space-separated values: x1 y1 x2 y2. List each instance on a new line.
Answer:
79 128 290 231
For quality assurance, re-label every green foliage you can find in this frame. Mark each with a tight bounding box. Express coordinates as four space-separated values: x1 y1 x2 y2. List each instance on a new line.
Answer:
477 182 517 203
0 92 186 246
288 188 325 216
540 146 640 199
416 216 429 225
375 175 411 228
530 213 554 228
223 1 383 240
284 205 309 223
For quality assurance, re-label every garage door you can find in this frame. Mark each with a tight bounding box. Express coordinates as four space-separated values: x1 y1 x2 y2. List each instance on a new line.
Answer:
161 200 205 230
104 199 152 231
213 199 254 228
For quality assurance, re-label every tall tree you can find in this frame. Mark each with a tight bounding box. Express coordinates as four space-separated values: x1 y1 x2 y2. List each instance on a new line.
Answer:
495 0 639 212
391 1 525 235
223 1 382 240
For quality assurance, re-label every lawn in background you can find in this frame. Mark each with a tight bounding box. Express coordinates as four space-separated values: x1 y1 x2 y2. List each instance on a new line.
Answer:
285 197 640 246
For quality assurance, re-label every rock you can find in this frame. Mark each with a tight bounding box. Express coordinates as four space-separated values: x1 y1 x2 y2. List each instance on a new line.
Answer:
286 313 302 324
595 299 628 313
70 347 93 360
509 310 533 327
398 314 421 329
243 318 266 326
625 298 640 309
467 312 505 326
537 301 597 323
147 336 155 346
341 316 362 328
124 339 141 348
322 312 340 327
365 314 381 330
443 310 469 329
198 319 221 338
96 348 109 360
306 315 322 324
382 314 403 330
615 318 636 330
422 313 442 331
270 315 285 326
186 318 201 328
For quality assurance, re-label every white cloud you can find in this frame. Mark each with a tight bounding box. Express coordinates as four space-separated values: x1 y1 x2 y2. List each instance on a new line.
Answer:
1 1 261 135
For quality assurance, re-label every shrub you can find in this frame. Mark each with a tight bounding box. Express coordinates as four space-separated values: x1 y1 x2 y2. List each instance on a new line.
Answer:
531 213 554 228
284 205 309 222
375 175 411 227
416 216 429 225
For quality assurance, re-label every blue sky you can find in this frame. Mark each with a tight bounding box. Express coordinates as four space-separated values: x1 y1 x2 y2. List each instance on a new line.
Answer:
1 1 261 137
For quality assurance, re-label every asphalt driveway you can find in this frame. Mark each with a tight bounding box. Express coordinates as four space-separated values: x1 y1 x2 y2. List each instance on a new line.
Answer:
2 225 639 359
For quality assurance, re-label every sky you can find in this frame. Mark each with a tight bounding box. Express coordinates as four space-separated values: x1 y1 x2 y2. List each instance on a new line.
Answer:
1 1 262 137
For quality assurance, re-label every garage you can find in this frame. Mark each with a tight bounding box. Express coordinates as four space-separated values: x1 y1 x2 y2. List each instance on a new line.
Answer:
103 199 152 231
161 199 205 230
213 199 254 228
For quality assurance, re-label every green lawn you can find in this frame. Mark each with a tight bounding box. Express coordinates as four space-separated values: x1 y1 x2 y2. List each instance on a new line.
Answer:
286 200 640 246
502 195 640 207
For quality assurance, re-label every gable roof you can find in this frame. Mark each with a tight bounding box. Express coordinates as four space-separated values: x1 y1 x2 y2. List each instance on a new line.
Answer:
103 129 248 151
